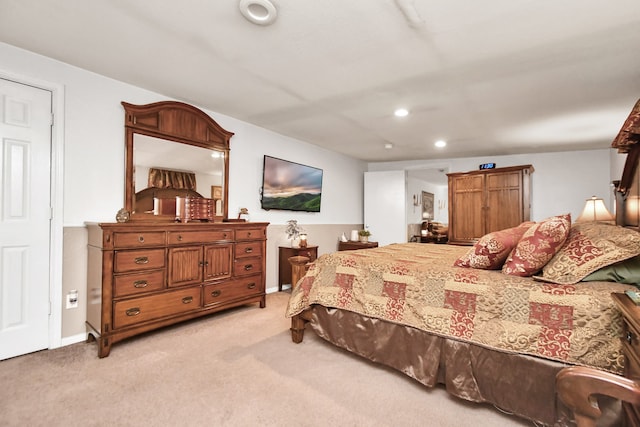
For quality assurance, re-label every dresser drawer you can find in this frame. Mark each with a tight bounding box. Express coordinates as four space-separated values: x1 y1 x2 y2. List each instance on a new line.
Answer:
203 274 262 306
113 287 201 329
235 241 262 259
234 257 263 277
113 269 165 298
113 231 165 248
236 228 263 240
114 248 165 273
167 230 234 245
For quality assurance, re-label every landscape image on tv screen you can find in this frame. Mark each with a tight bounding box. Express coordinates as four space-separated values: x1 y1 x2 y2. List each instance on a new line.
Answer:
261 156 323 212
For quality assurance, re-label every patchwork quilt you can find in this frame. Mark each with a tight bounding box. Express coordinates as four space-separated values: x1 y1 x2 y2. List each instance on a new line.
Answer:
286 243 634 373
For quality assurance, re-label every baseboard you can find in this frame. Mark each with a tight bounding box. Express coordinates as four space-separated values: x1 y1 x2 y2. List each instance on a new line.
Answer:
59 332 86 347
266 285 290 294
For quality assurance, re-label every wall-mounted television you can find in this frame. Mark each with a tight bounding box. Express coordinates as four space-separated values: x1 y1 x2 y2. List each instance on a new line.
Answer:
261 155 323 212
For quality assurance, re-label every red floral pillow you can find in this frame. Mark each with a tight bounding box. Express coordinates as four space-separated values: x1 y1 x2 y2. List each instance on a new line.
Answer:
502 214 571 276
454 222 535 269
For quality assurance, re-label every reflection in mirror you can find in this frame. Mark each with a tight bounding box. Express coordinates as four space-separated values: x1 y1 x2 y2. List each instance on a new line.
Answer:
132 134 226 216
122 100 233 221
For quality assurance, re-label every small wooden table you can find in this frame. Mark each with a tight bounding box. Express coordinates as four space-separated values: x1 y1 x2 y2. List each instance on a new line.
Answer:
278 245 318 291
338 241 378 251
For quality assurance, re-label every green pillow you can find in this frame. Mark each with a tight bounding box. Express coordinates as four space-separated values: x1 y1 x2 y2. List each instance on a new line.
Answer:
582 255 640 284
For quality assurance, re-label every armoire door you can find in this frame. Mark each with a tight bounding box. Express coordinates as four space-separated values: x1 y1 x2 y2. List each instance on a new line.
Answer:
485 169 525 232
448 174 485 244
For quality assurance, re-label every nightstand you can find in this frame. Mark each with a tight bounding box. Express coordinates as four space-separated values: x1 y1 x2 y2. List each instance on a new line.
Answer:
278 246 317 291
338 241 378 251
611 292 640 425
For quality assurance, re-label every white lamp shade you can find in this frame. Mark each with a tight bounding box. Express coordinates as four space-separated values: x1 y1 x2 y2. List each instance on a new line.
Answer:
575 196 615 223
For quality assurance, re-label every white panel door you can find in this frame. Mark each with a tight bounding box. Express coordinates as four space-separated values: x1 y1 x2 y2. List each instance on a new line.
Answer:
364 171 407 247
0 79 52 360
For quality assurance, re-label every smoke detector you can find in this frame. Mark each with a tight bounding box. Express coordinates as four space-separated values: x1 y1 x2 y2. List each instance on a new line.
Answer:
239 0 278 26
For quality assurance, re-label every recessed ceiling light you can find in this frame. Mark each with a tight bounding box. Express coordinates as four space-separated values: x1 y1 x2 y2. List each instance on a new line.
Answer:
434 140 447 148
239 0 277 26
394 108 409 117
384 143 393 149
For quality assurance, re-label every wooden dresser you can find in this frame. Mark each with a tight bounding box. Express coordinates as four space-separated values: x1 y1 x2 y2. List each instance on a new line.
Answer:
86 221 268 357
447 164 533 245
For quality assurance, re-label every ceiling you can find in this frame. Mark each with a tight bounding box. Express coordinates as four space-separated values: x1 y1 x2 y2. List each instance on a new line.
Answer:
1 0 639 162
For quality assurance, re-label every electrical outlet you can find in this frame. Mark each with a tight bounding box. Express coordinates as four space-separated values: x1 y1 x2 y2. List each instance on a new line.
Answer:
66 290 78 309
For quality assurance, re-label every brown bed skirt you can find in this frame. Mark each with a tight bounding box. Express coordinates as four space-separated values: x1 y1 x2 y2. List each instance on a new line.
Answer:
306 305 621 427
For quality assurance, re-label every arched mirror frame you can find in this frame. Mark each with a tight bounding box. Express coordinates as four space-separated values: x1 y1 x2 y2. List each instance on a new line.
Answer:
123 101 233 221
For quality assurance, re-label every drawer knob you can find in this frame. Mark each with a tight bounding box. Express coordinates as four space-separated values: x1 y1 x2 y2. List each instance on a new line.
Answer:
244 264 253 271
247 282 256 289
138 236 145 243
211 290 222 298
133 280 148 288
223 233 228 239
134 256 149 264
627 331 635 344
245 247 253 253
182 296 194 304
247 232 252 237
177 235 183 241
126 308 141 317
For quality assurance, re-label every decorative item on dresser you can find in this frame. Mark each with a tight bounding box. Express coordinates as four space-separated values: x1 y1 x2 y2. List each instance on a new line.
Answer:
337 241 378 251
447 164 533 245
357 228 371 243
278 245 318 291
85 100 269 357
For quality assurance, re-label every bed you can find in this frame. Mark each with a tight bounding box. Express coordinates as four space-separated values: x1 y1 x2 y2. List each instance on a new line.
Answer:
286 101 640 427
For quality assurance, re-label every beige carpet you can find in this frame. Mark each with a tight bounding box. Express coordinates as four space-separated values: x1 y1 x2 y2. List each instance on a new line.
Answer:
0 292 533 426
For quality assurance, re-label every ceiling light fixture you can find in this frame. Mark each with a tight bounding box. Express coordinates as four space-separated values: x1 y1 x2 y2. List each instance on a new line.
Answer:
385 143 393 149
434 140 447 148
239 0 277 26
394 108 409 117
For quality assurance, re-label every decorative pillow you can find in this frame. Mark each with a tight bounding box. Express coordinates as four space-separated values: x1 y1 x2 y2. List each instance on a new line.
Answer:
454 222 535 269
582 255 640 284
502 214 571 277
535 222 640 284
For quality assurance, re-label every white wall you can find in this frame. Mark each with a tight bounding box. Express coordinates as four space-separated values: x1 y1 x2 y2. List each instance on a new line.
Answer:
0 42 366 226
0 42 366 341
369 149 622 223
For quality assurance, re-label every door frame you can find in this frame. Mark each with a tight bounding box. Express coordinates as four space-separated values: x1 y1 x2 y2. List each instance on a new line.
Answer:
0 69 65 350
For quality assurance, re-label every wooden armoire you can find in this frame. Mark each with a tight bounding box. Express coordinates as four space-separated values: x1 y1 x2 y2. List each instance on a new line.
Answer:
447 165 533 245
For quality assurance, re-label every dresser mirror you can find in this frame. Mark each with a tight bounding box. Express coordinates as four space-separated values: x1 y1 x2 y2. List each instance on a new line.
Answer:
123 101 233 221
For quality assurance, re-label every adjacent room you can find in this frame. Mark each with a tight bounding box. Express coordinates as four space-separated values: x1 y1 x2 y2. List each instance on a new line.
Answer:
1 1 640 425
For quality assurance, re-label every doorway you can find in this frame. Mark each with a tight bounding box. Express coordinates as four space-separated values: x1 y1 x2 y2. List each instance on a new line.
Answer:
0 77 54 360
